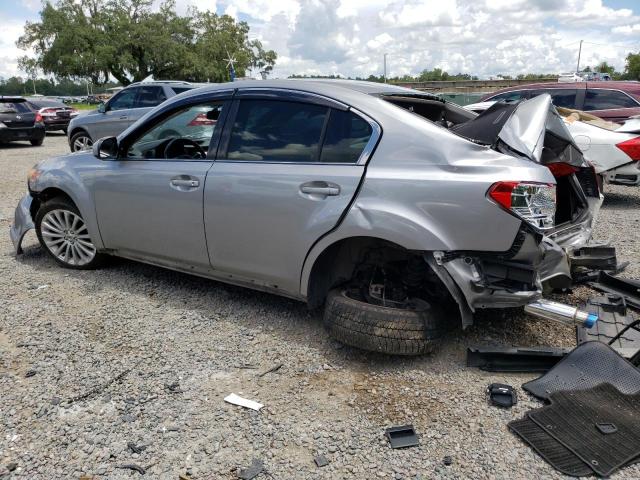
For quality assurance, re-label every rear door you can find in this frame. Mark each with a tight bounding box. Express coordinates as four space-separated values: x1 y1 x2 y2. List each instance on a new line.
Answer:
203 90 378 294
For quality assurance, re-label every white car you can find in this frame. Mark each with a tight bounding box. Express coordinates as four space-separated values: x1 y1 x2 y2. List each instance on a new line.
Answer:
465 101 640 186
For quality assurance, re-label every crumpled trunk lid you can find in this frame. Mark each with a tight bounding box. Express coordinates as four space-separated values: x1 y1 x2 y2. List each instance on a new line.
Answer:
452 94 585 168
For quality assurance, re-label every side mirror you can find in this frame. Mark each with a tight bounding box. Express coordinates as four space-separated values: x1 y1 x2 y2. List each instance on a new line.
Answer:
98 102 106 113
93 136 118 160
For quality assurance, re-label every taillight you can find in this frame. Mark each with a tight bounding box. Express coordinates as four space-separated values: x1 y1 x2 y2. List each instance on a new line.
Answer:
34 112 43 123
188 113 215 126
616 137 640 161
39 108 57 117
70 108 79 116
546 162 579 178
488 181 556 231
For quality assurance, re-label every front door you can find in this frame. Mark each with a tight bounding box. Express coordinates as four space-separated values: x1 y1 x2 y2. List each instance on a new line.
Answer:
204 95 378 295
93 87 140 139
93 100 227 268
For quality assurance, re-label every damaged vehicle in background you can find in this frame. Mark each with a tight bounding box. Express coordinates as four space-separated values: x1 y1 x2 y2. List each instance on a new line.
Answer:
11 80 601 355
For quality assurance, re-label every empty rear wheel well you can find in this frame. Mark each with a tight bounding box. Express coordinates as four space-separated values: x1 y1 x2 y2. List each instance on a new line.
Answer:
306 237 457 313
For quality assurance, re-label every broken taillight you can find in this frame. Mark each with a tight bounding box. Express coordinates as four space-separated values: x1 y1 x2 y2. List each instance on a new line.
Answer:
488 181 556 231
188 113 215 126
546 162 579 178
616 137 640 161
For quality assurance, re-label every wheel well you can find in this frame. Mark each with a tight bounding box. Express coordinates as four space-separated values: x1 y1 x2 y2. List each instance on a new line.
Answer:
69 127 90 140
30 188 76 220
306 237 456 311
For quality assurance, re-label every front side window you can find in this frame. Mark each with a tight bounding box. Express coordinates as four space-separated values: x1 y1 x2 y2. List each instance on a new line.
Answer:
135 86 167 108
109 88 138 111
127 102 224 159
320 110 373 163
583 89 638 111
226 100 328 162
529 89 577 109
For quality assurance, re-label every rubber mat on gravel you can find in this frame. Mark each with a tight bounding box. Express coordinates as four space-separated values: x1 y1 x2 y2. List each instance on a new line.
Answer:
528 383 640 477
523 341 640 401
509 417 593 477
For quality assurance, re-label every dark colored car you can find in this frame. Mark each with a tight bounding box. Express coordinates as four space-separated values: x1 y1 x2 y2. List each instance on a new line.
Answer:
0 97 46 146
481 81 640 122
27 98 79 133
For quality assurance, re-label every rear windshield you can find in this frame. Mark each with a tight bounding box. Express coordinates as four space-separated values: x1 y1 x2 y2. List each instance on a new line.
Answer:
0 101 31 113
29 99 66 109
171 87 193 95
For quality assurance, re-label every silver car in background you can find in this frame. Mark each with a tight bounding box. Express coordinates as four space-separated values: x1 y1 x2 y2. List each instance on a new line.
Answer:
12 80 602 355
66 80 199 151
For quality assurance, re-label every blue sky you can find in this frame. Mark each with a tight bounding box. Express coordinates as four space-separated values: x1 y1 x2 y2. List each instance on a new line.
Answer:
1 0 638 80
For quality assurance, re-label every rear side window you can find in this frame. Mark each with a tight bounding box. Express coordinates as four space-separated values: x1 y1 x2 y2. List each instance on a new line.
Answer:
320 110 373 163
489 91 527 102
171 87 193 95
226 100 328 162
135 86 167 108
583 89 638 111
529 89 577 109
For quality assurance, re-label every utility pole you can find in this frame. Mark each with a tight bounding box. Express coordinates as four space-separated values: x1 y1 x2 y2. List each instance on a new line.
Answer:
576 40 583 74
383 53 388 83
32 77 36 95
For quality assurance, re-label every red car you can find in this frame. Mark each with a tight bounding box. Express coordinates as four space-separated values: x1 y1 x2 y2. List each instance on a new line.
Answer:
480 81 640 122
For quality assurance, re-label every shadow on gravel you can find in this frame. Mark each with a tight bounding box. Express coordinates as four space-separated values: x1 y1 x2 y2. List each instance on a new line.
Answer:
0 142 37 149
602 191 640 210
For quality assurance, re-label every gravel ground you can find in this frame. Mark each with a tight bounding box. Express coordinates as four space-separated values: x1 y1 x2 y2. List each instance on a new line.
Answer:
1 134 640 479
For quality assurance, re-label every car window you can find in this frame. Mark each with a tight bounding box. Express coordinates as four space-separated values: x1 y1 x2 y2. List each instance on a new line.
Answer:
0 101 31 113
488 91 527 102
127 101 224 159
171 87 193 95
226 100 328 162
109 88 139 111
583 89 639 111
134 86 168 108
320 110 373 163
529 89 577 109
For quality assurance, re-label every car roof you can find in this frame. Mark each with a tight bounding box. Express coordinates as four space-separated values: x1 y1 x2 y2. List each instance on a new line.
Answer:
487 80 640 94
0 96 27 102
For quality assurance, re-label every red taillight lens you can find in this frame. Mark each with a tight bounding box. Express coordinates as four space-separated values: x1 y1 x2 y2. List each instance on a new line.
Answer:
546 162 579 177
616 137 640 161
488 181 556 231
188 113 215 126
34 113 43 123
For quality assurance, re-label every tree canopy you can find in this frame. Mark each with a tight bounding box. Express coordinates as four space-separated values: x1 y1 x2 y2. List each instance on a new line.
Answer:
17 0 277 85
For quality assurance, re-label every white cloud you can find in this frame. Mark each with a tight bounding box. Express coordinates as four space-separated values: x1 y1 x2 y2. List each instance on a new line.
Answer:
1 0 638 81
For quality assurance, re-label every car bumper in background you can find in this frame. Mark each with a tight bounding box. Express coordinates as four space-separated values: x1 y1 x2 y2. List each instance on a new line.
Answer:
9 194 34 255
0 125 45 142
44 119 71 131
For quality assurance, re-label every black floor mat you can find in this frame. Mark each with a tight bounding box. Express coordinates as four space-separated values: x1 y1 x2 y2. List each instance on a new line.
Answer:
509 417 593 477
523 341 640 401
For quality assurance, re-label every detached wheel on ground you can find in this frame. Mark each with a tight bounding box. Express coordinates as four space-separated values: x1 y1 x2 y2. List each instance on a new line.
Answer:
70 131 93 151
323 288 448 355
35 197 106 269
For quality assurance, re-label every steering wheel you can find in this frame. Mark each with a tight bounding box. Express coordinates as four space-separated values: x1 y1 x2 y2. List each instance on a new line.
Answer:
164 138 207 159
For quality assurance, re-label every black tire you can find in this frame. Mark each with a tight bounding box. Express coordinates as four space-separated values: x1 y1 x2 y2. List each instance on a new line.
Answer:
30 137 44 146
35 197 106 270
323 289 447 355
70 131 93 152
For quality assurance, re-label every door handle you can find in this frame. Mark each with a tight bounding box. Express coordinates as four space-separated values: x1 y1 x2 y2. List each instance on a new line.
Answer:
170 178 200 188
300 182 340 196
119 115 128 120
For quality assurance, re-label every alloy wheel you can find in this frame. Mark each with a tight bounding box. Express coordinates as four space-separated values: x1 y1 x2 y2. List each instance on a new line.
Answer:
72 136 93 151
40 209 96 266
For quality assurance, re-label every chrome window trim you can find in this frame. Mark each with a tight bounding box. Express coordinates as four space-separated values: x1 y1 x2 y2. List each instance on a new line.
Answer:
349 107 382 166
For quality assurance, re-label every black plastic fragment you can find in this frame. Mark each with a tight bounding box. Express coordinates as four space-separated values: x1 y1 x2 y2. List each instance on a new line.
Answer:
523 341 640 401
589 271 640 310
487 383 517 408
570 246 617 270
443 456 453 466
576 295 640 353
385 425 419 449
467 346 569 372
238 458 263 480
314 454 329 467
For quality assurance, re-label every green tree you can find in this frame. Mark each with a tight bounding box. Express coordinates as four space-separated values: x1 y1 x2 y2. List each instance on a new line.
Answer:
623 52 640 80
17 0 277 85
595 61 615 75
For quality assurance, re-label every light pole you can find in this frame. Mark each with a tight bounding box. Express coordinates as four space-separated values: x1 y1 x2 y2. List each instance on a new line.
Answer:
576 40 583 74
383 53 388 83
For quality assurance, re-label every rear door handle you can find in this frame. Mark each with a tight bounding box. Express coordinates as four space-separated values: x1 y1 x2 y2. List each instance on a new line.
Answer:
300 182 340 196
119 115 128 120
170 178 200 188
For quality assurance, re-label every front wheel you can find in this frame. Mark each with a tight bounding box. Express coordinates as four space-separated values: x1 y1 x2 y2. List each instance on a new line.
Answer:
35 198 106 269
70 131 93 152
323 288 448 355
